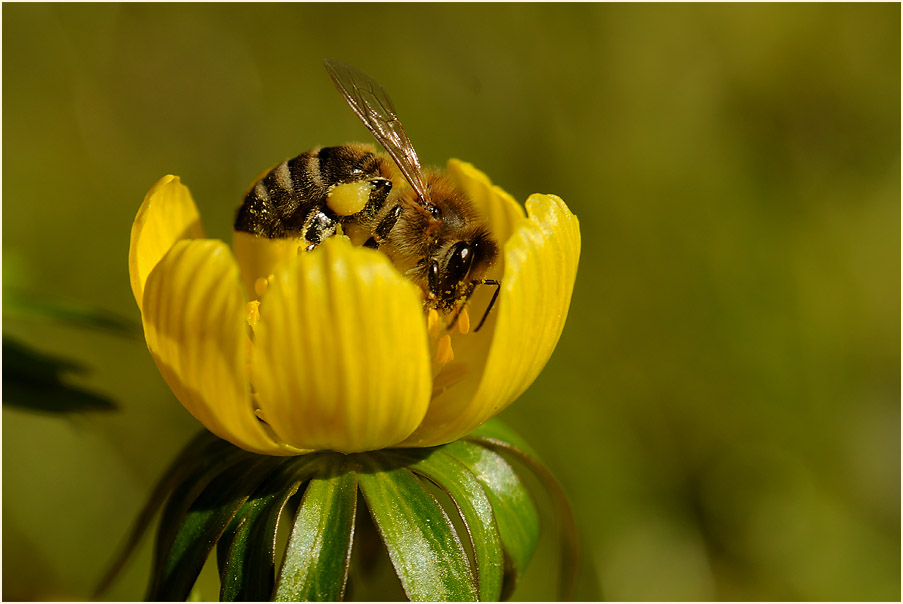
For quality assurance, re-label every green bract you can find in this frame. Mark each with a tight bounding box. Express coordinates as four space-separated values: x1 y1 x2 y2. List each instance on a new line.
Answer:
97 420 576 601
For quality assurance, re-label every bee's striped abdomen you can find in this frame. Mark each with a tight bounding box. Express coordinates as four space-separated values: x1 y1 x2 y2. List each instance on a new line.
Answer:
234 145 390 241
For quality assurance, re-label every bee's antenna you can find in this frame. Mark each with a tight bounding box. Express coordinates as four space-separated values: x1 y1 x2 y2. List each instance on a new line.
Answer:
473 279 500 332
445 279 500 333
446 279 501 333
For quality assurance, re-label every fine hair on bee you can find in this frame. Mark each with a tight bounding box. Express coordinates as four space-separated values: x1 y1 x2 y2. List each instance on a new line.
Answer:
234 59 502 332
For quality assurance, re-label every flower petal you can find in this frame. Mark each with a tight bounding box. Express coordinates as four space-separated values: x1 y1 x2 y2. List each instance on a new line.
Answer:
232 231 306 301
142 238 294 455
404 194 581 446
130 175 205 312
252 237 432 453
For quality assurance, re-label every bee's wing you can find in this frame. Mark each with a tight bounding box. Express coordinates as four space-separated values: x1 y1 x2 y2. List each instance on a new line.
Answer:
324 59 432 208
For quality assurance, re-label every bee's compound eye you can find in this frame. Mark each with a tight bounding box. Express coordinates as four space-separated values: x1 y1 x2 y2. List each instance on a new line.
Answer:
446 241 475 285
428 260 440 295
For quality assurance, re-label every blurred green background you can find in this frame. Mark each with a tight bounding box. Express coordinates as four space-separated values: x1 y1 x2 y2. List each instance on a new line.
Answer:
3 3 899 601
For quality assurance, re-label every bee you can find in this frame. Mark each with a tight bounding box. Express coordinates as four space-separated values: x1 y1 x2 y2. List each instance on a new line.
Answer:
234 59 500 330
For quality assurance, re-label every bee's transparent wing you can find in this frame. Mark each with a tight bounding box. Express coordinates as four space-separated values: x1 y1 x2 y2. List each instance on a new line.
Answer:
324 59 432 207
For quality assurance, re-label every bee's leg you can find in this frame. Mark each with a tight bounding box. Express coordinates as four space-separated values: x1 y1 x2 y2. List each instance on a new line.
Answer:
365 178 393 212
304 211 338 252
363 204 402 249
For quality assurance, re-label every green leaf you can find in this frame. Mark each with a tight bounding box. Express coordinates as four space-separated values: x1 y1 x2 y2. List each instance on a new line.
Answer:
466 418 539 460
443 440 540 599
274 459 358 601
358 455 478 602
466 427 580 601
151 454 278 601
388 448 504 602
218 455 322 601
4 288 141 337
146 438 251 600
217 491 285 601
2 335 117 413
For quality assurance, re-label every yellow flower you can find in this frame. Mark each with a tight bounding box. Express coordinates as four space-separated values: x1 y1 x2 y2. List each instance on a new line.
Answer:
129 160 580 455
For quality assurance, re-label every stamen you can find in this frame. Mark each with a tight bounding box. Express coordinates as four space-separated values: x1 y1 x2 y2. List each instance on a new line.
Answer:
246 300 260 328
254 275 274 298
456 307 471 335
245 337 255 375
435 334 454 366
427 308 441 339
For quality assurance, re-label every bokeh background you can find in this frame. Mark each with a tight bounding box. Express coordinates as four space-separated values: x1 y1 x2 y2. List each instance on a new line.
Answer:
3 3 899 601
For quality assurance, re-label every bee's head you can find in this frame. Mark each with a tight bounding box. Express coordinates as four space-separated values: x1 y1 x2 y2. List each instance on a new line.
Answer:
428 228 498 306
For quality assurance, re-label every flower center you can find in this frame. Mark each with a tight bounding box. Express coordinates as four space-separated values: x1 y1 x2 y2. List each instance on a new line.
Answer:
427 306 470 368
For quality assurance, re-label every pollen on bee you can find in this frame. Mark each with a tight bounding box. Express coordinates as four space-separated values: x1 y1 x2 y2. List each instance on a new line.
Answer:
327 181 371 216
456 307 471 335
435 334 454 366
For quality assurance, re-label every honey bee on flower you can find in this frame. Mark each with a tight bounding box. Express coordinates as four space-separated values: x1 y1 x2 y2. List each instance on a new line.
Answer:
128 61 580 455
237 60 501 335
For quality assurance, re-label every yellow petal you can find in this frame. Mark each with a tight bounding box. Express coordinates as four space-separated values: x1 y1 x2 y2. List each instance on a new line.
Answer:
129 175 205 313
404 194 581 446
446 159 525 245
232 231 305 300
252 236 432 453
142 238 294 455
